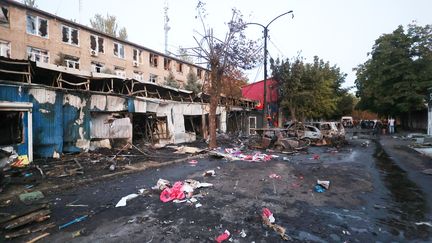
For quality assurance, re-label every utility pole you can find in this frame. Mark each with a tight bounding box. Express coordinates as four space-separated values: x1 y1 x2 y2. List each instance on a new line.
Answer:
246 11 293 128
164 0 170 55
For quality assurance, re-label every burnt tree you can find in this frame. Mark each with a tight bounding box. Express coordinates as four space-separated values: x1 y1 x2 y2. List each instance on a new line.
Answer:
190 2 261 148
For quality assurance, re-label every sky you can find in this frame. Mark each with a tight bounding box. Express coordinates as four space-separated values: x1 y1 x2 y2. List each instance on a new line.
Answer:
31 0 432 90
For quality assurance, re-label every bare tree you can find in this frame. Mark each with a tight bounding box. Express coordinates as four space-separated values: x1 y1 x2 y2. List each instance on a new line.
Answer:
189 1 261 148
90 14 128 40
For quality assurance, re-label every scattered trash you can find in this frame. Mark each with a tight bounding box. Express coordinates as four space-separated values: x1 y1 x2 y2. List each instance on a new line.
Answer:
160 181 186 203
317 180 330 190
195 203 202 208
19 191 45 204
115 193 139 207
269 173 281 179
314 184 326 193
169 145 205 154
4 223 54 239
415 221 432 227
283 157 290 161
311 155 320 160
240 229 247 238
109 164 116 171
152 179 170 191
215 229 230 243
188 160 198 166
203 170 216 177
342 230 351 235
72 228 86 238
59 215 88 230
10 155 30 168
4 209 51 230
361 141 370 147
262 208 275 223
422 169 432 175
210 148 277 162
261 208 290 240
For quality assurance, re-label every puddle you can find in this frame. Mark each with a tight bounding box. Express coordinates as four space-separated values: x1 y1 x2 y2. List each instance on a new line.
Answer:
374 142 431 240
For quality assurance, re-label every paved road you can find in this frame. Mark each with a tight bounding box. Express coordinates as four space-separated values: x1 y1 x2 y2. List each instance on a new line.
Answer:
3 135 432 242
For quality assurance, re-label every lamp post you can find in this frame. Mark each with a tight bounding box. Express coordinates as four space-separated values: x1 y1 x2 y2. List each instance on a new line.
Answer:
247 11 293 128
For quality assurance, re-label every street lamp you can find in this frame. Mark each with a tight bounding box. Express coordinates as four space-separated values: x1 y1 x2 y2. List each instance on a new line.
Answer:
247 11 293 128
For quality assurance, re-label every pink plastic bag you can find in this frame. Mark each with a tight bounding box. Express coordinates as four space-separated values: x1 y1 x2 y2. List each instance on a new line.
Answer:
215 230 230 243
160 181 185 202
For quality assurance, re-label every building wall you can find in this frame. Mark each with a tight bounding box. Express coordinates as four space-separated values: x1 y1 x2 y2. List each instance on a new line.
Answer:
0 1 207 87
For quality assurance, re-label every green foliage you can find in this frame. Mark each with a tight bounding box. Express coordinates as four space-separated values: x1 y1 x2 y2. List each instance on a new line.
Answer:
355 23 432 119
164 71 180 88
184 70 202 93
271 56 347 121
23 0 37 8
90 14 128 40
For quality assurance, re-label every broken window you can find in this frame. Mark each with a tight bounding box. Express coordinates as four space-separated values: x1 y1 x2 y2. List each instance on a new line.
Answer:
91 61 104 73
114 66 126 78
26 14 48 38
133 71 143 81
62 25 79 45
149 73 158 83
90 35 104 53
64 55 80 69
27 46 49 63
164 58 171 70
113 42 125 58
133 48 141 63
154 116 169 139
150 53 158 67
249 116 257 135
0 40 10 58
184 115 203 137
0 5 9 27
0 111 23 146
197 68 202 79
176 62 183 73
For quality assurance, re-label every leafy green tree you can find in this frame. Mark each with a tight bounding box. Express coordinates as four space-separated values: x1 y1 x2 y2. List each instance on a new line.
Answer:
90 14 128 40
164 71 180 88
184 70 202 93
355 23 432 127
271 56 346 121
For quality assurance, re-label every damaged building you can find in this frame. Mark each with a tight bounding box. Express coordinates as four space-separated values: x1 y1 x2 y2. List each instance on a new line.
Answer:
0 57 256 163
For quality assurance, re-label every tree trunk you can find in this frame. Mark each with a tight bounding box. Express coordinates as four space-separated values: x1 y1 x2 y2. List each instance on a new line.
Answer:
209 94 218 148
289 105 296 121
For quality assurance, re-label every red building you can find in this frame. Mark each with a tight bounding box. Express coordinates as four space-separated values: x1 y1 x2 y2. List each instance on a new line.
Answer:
241 78 280 127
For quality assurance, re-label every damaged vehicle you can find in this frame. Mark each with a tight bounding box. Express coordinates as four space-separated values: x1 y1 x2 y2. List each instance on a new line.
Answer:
284 122 323 140
309 122 345 138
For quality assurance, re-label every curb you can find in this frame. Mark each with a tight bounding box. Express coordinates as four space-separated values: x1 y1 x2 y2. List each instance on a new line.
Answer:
0 153 208 202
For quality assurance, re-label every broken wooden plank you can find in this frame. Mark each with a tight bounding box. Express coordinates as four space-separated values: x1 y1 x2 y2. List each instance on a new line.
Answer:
26 232 50 243
4 209 51 230
0 204 49 225
3 222 54 239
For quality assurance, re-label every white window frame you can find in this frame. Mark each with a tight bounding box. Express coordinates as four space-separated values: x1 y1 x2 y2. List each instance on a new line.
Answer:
61 25 79 46
249 116 257 135
26 14 48 38
133 71 143 81
150 53 158 67
91 62 104 73
90 34 104 53
27 46 49 63
149 74 158 83
0 40 11 58
65 58 80 69
113 42 125 59
133 48 141 63
114 67 126 79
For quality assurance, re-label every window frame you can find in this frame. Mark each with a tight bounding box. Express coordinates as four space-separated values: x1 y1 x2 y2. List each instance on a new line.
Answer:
90 34 104 53
113 42 125 59
91 61 104 73
27 46 49 63
26 14 48 38
61 25 79 46
132 48 141 63
149 73 158 83
133 71 143 81
149 53 158 68
0 40 11 58
114 67 126 78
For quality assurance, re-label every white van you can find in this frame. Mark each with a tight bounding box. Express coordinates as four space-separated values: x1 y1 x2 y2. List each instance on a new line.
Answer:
341 116 353 128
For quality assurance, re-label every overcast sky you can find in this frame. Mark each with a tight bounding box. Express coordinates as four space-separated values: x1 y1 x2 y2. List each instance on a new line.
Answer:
32 0 432 89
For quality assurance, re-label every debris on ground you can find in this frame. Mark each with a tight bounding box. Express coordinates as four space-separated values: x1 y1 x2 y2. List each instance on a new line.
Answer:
261 208 290 240
168 145 205 154
314 184 326 193
26 232 50 243
152 179 170 191
215 229 230 243
115 193 139 207
422 169 432 175
415 221 432 227
317 180 330 190
188 160 198 166
160 181 186 203
209 148 277 162
269 173 281 179
202 170 216 177
19 191 45 204
58 215 88 230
